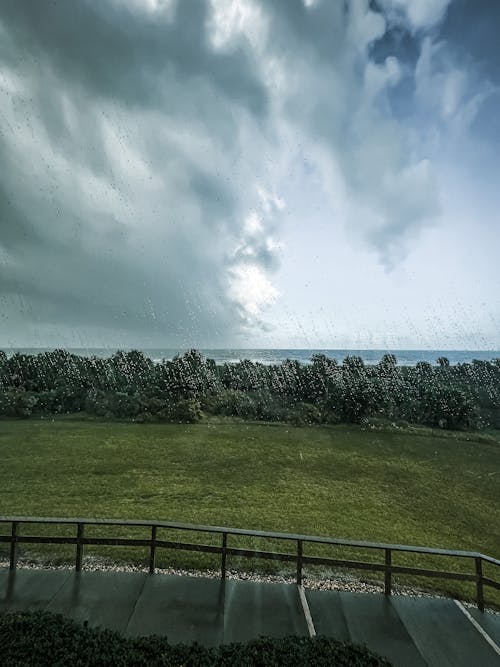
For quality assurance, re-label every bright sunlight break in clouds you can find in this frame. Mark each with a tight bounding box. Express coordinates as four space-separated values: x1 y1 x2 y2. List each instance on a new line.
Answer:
0 0 499 349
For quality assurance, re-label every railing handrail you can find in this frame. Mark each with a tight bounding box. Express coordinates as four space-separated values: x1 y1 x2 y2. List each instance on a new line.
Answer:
0 515 499 564
1 515 499 610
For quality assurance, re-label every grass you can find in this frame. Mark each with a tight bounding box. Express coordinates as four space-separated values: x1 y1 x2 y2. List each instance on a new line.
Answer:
0 417 499 604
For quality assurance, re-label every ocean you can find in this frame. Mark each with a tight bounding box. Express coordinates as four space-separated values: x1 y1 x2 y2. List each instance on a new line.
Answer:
3 348 500 366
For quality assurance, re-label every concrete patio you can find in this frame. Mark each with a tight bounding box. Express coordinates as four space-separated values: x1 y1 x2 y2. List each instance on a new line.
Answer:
1 567 499 666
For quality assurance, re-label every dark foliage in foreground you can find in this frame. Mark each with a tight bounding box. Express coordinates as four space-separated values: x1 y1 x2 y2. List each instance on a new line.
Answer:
0 348 499 429
0 611 392 666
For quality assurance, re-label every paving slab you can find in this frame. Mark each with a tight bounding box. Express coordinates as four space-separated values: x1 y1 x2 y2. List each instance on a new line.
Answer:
342 592 427 667
468 608 500 647
125 574 225 645
45 571 148 634
0 568 70 613
392 595 500 667
305 589 350 641
223 579 308 644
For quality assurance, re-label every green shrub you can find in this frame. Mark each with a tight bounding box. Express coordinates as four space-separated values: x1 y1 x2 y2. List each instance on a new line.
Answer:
420 385 480 430
168 398 203 423
138 396 169 415
287 402 323 427
0 390 38 418
85 391 142 418
135 399 202 424
0 611 393 666
33 390 58 413
84 389 108 417
321 409 341 425
134 412 157 424
253 393 289 422
205 389 257 418
107 392 141 418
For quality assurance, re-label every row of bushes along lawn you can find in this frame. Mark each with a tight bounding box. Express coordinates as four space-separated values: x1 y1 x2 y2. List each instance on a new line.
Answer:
2 349 500 428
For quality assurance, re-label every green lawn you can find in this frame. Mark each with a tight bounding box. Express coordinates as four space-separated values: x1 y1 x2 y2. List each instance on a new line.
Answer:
0 418 499 603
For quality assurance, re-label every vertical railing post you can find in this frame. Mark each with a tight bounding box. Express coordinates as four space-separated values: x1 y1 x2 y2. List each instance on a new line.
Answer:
221 533 227 579
9 521 19 571
149 525 157 574
475 557 484 611
75 522 84 572
297 539 303 585
384 548 392 596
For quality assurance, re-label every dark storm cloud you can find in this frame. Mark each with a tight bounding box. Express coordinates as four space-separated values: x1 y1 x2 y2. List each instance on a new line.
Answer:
441 0 500 80
0 0 267 117
0 0 264 345
370 0 499 138
439 0 500 143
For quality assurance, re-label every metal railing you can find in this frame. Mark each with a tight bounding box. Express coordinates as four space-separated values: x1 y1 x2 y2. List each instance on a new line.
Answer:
1 516 499 610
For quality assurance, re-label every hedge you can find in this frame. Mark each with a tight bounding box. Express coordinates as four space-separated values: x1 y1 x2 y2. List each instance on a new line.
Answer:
0 611 392 666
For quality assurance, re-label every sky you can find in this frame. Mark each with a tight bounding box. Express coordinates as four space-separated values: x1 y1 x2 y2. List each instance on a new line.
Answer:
0 0 499 350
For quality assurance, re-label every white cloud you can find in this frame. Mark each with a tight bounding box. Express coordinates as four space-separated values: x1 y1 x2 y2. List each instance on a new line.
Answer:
256 186 285 214
347 0 386 50
114 0 177 18
244 212 264 235
363 56 401 99
228 264 279 317
208 0 267 50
